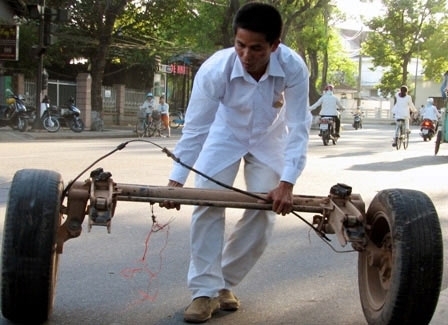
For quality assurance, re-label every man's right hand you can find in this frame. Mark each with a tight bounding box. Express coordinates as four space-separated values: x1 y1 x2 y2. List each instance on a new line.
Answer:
159 180 183 210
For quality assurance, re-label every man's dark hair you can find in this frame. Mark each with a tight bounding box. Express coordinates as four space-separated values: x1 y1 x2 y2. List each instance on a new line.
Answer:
232 2 282 44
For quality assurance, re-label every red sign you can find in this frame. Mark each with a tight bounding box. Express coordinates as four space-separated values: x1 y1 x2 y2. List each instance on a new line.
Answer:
0 25 19 61
170 64 188 75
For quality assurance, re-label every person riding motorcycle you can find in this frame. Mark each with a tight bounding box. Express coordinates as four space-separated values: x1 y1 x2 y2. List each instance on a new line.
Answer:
421 97 441 131
309 84 344 137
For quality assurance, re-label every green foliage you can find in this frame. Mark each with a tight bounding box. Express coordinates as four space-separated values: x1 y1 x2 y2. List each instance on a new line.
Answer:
362 0 447 97
4 0 360 100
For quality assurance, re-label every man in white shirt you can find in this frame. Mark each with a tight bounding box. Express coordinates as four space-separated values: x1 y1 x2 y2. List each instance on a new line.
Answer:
309 84 344 136
391 85 417 146
421 97 441 130
162 3 311 323
140 92 155 124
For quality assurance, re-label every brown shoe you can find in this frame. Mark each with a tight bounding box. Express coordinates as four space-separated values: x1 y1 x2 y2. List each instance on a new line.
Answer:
218 289 240 311
184 297 220 323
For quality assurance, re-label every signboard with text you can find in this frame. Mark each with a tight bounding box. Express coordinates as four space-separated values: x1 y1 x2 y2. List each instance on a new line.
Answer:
159 63 189 75
0 25 19 61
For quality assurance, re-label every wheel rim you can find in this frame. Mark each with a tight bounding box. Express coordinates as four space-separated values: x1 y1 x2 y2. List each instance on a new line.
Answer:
361 213 393 311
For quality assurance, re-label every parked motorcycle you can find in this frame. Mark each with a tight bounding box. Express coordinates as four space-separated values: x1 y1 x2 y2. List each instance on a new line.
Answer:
420 118 436 141
319 116 338 145
352 111 363 130
58 97 85 132
41 96 61 133
0 92 34 132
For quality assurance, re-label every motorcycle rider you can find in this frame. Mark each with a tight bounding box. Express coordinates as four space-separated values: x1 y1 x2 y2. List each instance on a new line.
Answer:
391 85 417 147
421 97 441 131
309 84 344 137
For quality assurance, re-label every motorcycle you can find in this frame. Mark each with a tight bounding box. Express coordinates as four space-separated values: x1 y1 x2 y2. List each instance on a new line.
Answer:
58 97 85 133
319 116 338 146
0 92 34 132
352 111 363 130
420 118 436 141
41 96 61 133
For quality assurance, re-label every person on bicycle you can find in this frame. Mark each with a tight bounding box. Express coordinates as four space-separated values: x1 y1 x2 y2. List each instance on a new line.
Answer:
309 84 344 137
391 85 416 147
140 92 155 124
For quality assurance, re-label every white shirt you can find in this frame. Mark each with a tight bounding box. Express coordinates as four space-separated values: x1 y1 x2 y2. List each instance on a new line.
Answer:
422 104 440 121
392 93 416 119
309 92 344 115
169 44 312 185
140 98 155 114
159 102 169 115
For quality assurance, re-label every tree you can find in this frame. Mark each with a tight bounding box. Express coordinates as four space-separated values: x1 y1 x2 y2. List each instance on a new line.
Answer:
362 0 446 97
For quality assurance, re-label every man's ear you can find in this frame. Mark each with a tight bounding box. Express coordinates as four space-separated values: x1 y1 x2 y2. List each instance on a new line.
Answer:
271 39 281 52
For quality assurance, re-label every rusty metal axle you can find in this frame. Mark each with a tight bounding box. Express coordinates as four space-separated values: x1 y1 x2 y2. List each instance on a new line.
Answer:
56 175 366 254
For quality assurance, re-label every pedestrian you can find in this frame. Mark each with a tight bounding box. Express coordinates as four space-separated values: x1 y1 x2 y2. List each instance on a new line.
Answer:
161 2 311 323
158 95 170 137
309 84 344 137
391 85 417 147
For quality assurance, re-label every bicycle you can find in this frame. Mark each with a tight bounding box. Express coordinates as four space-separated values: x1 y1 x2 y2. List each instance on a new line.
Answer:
135 108 148 137
393 118 409 150
146 110 162 137
169 108 185 129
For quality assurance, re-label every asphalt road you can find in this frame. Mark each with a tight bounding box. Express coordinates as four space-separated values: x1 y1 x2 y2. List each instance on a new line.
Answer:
0 123 447 324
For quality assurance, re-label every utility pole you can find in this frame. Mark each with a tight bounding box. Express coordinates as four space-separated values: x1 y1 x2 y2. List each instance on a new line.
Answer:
32 0 45 129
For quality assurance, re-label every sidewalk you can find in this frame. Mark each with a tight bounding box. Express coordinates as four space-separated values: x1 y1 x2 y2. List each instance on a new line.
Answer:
0 125 182 141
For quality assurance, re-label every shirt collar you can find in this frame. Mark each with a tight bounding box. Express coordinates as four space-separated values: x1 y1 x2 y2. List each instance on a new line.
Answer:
230 48 285 82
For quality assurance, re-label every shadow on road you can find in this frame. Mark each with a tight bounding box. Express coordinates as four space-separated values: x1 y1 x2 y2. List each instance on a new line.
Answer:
348 155 448 172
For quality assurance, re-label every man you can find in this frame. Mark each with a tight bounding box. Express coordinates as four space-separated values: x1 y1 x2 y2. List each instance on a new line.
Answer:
140 92 155 124
421 97 441 131
162 3 311 323
391 85 416 147
309 84 344 137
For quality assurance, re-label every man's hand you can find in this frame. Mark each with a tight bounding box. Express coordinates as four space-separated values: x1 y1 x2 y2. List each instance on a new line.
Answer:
265 181 294 215
159 180 183 210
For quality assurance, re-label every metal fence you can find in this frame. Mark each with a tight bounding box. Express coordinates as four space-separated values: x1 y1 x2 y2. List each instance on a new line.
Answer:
25 79 146 126
24 79 395 126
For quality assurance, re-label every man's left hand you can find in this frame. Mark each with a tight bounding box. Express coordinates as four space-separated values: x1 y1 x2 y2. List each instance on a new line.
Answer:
265 181 294 215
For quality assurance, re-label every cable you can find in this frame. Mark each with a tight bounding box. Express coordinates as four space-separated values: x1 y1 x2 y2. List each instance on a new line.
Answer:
63 139 337 245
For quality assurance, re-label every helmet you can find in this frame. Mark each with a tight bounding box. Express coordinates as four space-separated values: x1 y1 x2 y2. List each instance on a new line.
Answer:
146 92 153 98
427 97 434 104
324 84 334 91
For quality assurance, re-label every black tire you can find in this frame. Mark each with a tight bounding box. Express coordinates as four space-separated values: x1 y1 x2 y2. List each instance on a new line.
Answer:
2 169 63 323
403 132 409 150
169 113 181 129
42 115 61 133
69 117 84 132
136 120 145 137
358 189 443 325
17 117 28 132
322 131 329 146
395 134 402 150
435 130 442 155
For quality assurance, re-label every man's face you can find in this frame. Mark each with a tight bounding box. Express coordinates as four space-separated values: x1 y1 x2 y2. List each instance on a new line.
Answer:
234 28 280 79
